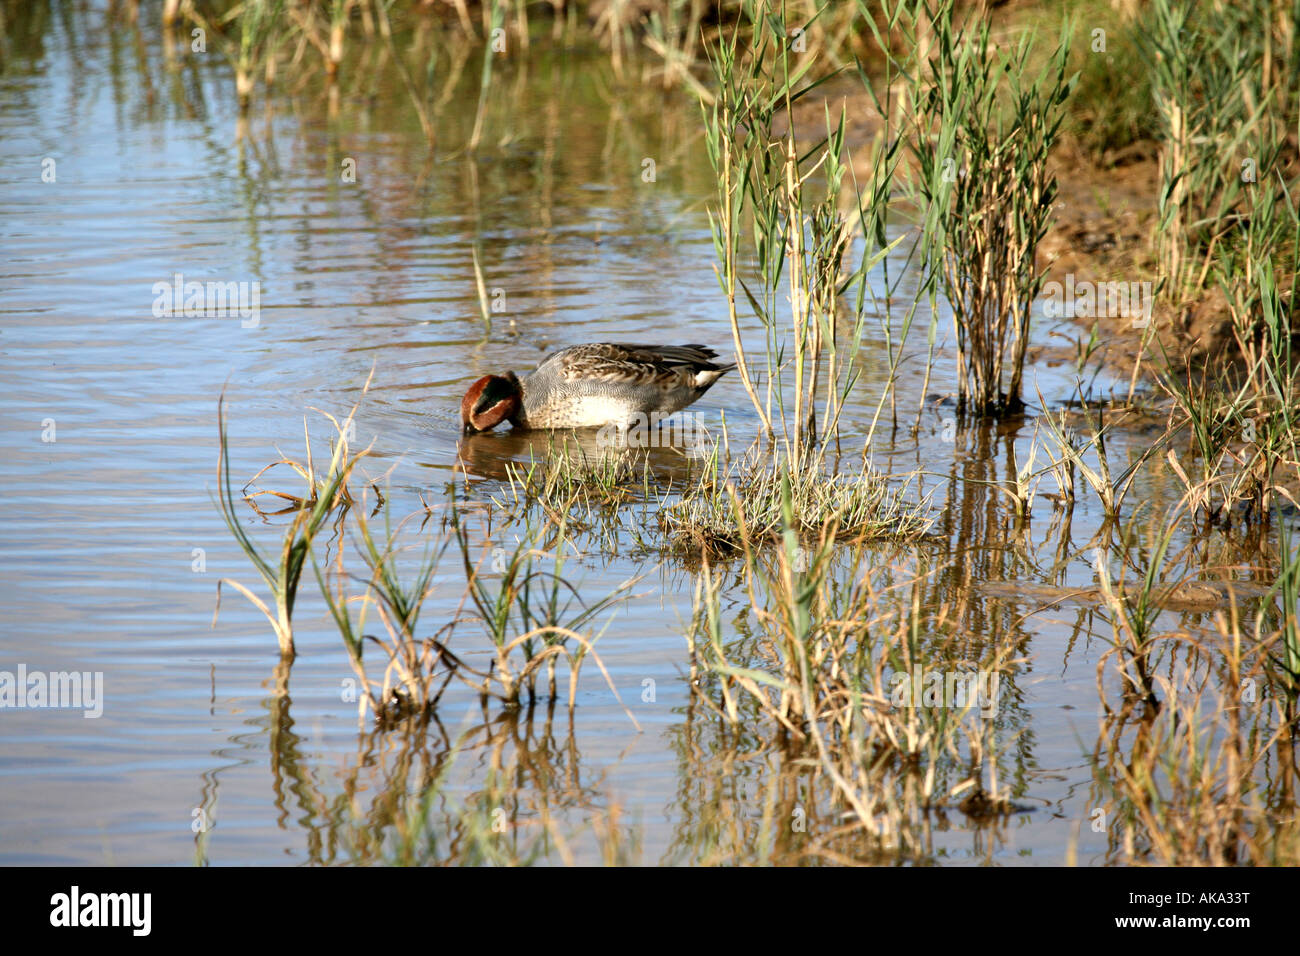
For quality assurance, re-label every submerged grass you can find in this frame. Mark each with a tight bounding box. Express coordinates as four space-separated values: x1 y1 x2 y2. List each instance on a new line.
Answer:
491 437 656 515
662 445 933 552
1266 518 1300 709
1070 493 1300 865
685 481 1025 849
1086 601 1300 865
252 693 642 866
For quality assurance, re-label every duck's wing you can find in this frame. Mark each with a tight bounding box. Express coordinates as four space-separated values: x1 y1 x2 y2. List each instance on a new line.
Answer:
537 343 734 384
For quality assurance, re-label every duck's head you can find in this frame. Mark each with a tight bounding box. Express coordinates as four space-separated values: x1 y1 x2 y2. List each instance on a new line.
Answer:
461 372 523 434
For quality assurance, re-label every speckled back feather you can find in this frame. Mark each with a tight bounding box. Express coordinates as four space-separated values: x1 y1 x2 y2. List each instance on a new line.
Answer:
515 343 736 429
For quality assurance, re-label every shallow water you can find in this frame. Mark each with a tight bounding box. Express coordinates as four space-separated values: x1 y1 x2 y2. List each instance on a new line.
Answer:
0 4 1289 866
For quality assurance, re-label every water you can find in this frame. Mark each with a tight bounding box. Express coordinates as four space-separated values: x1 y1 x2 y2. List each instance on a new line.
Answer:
0 4 1286 866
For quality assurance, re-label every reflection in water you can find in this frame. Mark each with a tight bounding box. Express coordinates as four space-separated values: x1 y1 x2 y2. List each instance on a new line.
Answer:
664 688 1019 866
456 427 709 486
667 540 1034 865
249 684 640 866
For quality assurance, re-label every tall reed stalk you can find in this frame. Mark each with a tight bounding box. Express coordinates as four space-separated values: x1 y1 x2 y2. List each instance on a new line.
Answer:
906 0 1074 416
702 0 898 463
1149 0 1295 303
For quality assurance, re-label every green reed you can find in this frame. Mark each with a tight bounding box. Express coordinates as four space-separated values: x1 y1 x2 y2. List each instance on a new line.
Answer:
216 394 639 723
702 0 898 462
214 397 364 658
451 500 639 715
315 495 462 723
1092 504 1186 707
1149 0 1297 303
904 0 1075 416
1153 211 1299 527
854 0 930 432
1034 392 1157 523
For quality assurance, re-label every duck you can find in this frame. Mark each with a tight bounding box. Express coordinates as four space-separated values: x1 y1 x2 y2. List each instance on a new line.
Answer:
460 343 736 433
